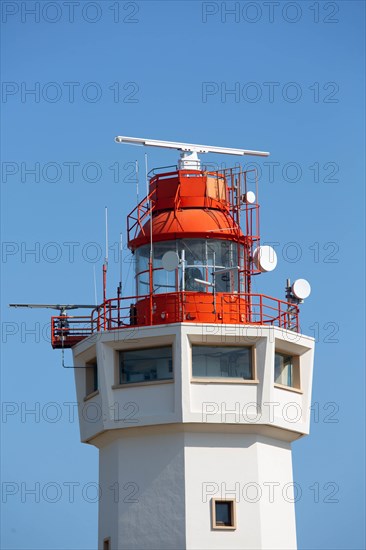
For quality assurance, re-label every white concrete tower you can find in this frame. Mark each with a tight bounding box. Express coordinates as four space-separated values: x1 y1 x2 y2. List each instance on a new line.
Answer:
51 138 314 550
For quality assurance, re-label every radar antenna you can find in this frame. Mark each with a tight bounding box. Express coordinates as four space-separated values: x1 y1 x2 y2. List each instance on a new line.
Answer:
9 303 97 315
115 135 270 170
9 303 98 369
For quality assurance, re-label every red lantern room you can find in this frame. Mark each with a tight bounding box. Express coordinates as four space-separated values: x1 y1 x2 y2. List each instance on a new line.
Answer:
46 137 309 348
128 164 258 326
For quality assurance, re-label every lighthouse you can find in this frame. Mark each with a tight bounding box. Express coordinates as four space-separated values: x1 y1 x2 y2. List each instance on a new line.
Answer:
17 137 314 550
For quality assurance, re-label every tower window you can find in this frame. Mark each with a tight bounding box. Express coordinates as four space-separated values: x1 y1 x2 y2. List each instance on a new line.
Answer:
85 359 98 396
192 345 253 380
103 538 110 550
212 499 236 530
274 352 300 389
119 346 173 385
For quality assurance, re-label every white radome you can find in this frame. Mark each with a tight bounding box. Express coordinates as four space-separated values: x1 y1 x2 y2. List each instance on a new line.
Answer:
292 278 311 300
162 251 180 271
244 191 256 204
253 245 278 272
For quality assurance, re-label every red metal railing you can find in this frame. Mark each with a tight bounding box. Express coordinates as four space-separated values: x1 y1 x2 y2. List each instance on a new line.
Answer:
51 315 97 348
51 292 299 348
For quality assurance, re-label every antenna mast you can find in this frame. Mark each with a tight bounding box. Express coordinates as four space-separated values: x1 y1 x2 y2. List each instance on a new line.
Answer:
103 206 108 304
135 160 139 204
93 265 98 305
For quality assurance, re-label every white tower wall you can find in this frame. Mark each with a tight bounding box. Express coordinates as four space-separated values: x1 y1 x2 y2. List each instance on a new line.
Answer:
97 430 186 549
72 323 314 550
184 432 296 550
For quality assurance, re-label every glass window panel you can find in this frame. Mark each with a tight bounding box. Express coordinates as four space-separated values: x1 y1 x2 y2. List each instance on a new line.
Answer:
192 346 253 379
135 245 150 296
137 271 149 296
215 501 232 526
135 240 243 296
86 360 98 395
184 266 205 291
274 353 293 387
119 347 173 385
153 267 177 294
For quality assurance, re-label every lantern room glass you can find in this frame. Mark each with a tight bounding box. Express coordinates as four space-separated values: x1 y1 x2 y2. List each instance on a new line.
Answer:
135 239 243 296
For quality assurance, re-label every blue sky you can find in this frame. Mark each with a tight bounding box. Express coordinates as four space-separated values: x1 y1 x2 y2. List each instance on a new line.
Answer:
1 1 365 549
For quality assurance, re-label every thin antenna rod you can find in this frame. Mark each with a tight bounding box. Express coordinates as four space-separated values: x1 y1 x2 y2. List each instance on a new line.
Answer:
103 207 108 315
93 265 98 305
105 206 109 266
116 232 123 327
145 152 153 271
119 232 123 288
146 153 153 264
145 152 153 322
145 153 149 199
135 160 139 204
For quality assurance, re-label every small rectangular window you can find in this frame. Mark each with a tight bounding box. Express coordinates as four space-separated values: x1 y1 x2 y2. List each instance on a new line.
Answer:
119 347 173 385
274 352 299 389
192 345 253 380
212 499 236 530
85 359 98 396
103 538 110 550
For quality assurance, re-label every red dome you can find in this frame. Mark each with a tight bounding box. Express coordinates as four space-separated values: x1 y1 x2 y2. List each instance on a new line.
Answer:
129 208 246 250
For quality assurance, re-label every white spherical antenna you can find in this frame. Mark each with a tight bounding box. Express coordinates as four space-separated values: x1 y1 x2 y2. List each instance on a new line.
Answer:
162 251 179 271
244 191 256 204
253 245 277 272
292 278 311 300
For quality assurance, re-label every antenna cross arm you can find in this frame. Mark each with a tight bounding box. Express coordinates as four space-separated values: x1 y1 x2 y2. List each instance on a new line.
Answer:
115 136 270 158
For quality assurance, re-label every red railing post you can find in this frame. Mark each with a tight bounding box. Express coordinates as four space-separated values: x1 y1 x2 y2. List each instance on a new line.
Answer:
279 300 282 328
260 295 263 324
